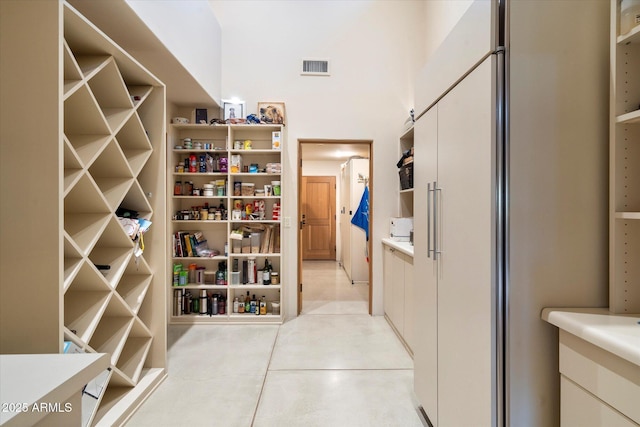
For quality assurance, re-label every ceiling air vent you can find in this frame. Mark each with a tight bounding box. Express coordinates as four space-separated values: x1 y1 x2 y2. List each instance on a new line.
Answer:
302 58 330 76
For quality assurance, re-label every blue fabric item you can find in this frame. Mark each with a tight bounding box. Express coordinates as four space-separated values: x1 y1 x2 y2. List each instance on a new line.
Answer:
351 186 369 240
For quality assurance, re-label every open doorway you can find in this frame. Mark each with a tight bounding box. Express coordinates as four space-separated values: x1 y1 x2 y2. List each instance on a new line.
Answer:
297 140 373 315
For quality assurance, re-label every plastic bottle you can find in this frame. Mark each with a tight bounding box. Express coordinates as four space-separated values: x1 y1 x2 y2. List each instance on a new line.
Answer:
260 296 267 315
233 297 239 313
238 295 245 313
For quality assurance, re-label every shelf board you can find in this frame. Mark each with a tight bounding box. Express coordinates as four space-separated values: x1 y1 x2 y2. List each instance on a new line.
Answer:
230 149 281 154
64 290 112 343
231 196 281 199
616 109 640 124
91 368 165 427
615 212 640 220
115 336 152 383
74 55 111 80
399 188 414 194
127 85 153 107
65 134 111 168
229 253 281 258
172 284 228 290
230 173 281 177
172 172 228 176
89 316 134 365
172 196 228 200
171 123 226 130
63 257 84 294
617 23 640 45
400 125 414 140
172 219 229 224
64 213 111 256
117 272 152 315
230 220 281 224
229 284 281 290
172 256 228 261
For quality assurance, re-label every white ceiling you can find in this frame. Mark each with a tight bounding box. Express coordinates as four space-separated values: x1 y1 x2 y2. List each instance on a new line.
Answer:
301 143 370 161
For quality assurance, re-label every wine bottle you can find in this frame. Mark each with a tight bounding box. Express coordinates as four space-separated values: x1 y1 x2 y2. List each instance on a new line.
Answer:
244 291 251 313
262 258 271 285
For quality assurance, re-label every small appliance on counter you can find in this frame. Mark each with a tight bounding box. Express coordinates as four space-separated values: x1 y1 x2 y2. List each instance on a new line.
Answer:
390 217 413 242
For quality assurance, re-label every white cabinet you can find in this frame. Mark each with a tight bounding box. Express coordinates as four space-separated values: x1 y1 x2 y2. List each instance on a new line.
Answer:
340 158 369 284
169 124 285 323
382 240 414 353
543 309 640 427
610 0 640 314
0 2 167 425
413 57 496 427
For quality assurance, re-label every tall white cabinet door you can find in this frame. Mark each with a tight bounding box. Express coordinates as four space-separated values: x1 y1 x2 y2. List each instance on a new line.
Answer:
413 105 439 424
436 56 496 427
402 253 415 352
383 245 394 317
340 162 351 274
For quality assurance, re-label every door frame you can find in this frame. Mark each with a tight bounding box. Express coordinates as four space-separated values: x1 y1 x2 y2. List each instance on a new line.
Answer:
297 139 373 315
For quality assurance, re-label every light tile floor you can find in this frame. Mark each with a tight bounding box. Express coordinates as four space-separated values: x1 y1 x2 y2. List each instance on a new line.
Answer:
126 261 424 426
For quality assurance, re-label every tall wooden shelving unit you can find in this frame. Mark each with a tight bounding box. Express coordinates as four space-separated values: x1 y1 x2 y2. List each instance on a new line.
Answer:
0 2 167 426
168 123 285 324
610 0 640 314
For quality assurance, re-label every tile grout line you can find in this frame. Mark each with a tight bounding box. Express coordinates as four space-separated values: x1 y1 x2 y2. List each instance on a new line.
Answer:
250 323 282 427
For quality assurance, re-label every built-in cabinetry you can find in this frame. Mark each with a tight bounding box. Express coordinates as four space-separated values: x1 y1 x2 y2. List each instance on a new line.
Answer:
340 158 369 284
169 124 284 324
413 57 496 427
610 0 640 314
0 2 167 426
542 309 640 427
382 239 414 353
398 126 414 218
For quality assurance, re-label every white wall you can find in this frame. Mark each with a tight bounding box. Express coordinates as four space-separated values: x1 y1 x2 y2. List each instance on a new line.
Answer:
422 0 474 60
302 160 344 262
126 0 222 104
209 0 426 317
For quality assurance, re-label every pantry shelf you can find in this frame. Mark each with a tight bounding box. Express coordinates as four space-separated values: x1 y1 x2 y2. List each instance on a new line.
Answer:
169 124 285 323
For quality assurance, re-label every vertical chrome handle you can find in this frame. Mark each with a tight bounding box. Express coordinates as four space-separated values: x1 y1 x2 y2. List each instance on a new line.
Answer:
433 182 441 260
427 182 432 258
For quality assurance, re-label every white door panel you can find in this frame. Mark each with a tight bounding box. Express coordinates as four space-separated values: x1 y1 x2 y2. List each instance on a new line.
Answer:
436 56 496 427
413 105 439 424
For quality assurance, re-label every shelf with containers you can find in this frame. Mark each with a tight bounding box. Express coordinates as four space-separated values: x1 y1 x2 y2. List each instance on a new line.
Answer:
610 0 640 314
398 125 414 218
169 123 285 323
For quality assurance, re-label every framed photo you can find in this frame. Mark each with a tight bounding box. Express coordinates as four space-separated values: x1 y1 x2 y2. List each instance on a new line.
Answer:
258 102 286 125
223 101 244 120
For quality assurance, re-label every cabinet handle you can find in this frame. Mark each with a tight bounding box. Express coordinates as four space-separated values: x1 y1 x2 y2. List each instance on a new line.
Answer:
433 182 441 261
427 182 432 259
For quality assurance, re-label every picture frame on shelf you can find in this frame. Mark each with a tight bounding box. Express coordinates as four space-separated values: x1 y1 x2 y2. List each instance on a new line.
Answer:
223 101 245 120
258 102 286 125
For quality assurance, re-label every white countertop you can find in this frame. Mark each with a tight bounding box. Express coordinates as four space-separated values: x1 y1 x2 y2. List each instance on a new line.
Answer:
542 307 640 366
0 353 109 426
381 238 414 257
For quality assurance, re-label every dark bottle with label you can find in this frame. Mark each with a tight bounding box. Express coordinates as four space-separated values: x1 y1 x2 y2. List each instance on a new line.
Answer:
262 258 271 285
244 291 251 313
251 294 258 314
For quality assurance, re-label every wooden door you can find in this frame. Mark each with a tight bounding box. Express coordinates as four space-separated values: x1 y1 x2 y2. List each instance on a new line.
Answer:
301 176 336 260
436 56 495 427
